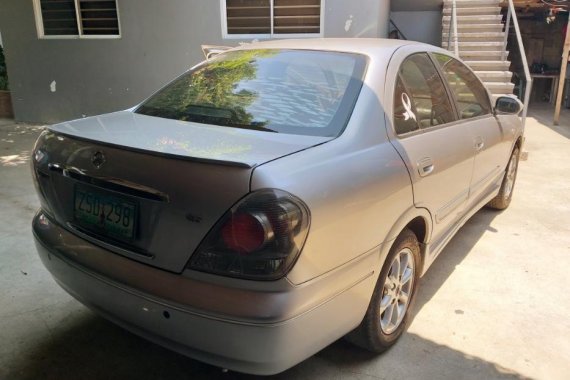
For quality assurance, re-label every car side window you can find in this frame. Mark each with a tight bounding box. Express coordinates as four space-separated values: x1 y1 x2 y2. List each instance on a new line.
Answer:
394 53 456 134
434 53 492 120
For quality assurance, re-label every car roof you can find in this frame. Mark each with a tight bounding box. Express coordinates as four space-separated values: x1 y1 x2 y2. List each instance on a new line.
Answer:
233 38 427 57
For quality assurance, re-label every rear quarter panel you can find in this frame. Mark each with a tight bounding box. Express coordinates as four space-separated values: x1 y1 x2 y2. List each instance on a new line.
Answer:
251 58 414 285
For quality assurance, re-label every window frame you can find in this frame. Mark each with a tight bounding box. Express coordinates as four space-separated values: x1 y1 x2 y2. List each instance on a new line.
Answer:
220 0 325 39
393 52 459 137
32 0 122 40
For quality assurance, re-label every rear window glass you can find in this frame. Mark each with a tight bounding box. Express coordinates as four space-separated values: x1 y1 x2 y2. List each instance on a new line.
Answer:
136 49 367 137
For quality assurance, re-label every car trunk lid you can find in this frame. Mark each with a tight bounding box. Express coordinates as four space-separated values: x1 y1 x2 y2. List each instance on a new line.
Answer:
33 111 330 272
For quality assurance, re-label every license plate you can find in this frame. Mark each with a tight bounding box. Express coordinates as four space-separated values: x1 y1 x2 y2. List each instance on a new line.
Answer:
74 186 137 242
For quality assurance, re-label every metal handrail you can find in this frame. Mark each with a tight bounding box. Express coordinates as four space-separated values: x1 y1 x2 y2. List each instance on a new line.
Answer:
446 0 460 57
503 0 532 128
389 19 408 40
452 1 459 56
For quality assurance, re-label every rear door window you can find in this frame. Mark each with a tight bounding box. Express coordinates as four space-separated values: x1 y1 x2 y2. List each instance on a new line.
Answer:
394 53 456 134
433 53 492 119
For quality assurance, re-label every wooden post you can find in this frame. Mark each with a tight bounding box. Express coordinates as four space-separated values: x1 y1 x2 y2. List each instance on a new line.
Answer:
554 13 570 126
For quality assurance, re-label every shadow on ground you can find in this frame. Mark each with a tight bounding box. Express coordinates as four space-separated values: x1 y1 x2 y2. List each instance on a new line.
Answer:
411 208 499 320
3 209 528 380
525 103 570 139
3 312 527 380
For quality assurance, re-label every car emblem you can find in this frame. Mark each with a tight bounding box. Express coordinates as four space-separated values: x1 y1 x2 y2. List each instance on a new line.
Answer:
91 151 106 169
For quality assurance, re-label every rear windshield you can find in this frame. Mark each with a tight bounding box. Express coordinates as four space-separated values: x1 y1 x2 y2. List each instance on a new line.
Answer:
136 49 367 137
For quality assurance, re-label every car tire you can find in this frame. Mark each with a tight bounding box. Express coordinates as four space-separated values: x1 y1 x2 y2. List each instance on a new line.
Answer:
487 146 520 210
345 228 421 353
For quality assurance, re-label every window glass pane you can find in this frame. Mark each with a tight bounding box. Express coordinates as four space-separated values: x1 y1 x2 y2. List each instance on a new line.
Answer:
397 54 456 131
273 0 321 34
226 0 271 35
39 0 79 36
79 0 120 36
434 53 492 119
136 50 367 137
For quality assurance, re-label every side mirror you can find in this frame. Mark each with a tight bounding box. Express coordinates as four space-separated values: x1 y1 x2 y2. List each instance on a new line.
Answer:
495 95 524 115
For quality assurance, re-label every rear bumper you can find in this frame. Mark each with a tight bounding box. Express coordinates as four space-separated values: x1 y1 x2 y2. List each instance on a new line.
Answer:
33 211 379 375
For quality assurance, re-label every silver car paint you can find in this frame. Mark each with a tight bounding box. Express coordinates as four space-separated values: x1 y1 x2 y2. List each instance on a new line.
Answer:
34 216 382 375
383 44 523 273
35 113 331 272
252 51 414 284
31 39 523 375
48 110 331 168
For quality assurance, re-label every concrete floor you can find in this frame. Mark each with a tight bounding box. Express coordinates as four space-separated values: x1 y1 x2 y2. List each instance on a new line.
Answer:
1 106 569 380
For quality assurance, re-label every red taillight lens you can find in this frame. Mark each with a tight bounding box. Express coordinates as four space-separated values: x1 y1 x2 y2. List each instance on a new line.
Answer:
221 213 271 254
188 189 310 280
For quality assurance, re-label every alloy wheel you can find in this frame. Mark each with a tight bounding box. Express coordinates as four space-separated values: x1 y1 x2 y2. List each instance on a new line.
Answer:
379 248 415 334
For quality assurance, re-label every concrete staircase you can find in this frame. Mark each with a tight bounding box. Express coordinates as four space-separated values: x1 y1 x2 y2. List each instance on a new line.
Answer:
442 0 515 98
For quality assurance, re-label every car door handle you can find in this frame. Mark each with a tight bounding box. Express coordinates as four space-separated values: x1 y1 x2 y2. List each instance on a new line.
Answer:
417 157 434 177
474 137 485 152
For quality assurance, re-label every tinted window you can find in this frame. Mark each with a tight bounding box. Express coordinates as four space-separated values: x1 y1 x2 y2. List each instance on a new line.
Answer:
136 50 367 137
394 76 419 134
434 53 492 119
395 53 456 134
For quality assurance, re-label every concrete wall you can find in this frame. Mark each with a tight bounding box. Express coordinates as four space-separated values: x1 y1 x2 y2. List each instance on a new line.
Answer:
390 11 442 47
0 0 389 123
324 0 390 38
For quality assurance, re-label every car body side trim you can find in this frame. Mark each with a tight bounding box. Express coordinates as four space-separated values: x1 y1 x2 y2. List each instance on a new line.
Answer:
469 165 503 197
435 188 469 224
422 180 501 276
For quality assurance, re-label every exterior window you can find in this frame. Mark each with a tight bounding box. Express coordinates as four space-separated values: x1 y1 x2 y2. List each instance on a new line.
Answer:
222 0 323 38
136 50 367 137
434 53 492 119
394 53 455 134
33 0 121 39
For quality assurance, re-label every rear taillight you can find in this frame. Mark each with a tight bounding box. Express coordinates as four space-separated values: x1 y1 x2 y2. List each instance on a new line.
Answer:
188 189 310 280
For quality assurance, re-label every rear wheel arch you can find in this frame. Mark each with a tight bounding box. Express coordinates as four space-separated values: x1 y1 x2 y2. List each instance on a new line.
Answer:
406 216 428 245
383 209 432 274
385 207 432 246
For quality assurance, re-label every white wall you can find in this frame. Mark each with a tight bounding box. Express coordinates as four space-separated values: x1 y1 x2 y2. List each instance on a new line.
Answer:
390 11 442 47
324 0 390 38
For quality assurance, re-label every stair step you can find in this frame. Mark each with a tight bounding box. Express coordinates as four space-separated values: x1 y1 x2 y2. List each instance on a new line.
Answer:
443 0 501 7
484 82 515 94
443 14 503 24
442 41 504 51
449 24 504 32
460 50 509 59
462 53 510 62
442 32 505 42
464 60 511 70
474 71 514 82
443 6 501 15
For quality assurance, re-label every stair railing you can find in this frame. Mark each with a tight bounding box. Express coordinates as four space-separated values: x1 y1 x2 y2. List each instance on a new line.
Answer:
503 0 532 128
389 19 408 40
446 0 460 56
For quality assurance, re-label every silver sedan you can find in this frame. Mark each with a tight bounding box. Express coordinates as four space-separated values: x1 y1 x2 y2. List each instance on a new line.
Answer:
31 38 524 375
